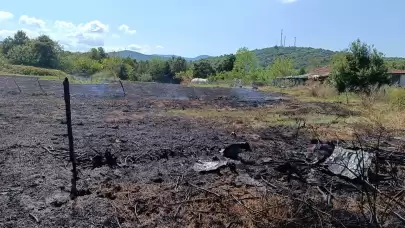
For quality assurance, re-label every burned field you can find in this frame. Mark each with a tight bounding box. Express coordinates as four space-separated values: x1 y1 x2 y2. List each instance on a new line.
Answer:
1 82 405 228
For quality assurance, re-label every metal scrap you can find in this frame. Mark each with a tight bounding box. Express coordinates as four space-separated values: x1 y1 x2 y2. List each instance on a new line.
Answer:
324 146 373 179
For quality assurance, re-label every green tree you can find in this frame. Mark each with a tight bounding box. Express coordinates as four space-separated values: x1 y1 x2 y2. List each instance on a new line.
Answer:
13 30 30 46
266 57 296 79
298 67 306 75
102 57 124 80
148 58 168 82
331 39 389 94
216 54 235 72
192 59 215 78
7 43 37 66
33 35 61 68
168 56 187 74
97 47 107 59
233 47 258 79
1 37 14 55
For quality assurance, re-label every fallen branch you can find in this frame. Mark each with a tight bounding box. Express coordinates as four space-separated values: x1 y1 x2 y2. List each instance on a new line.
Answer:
187 182 222 198
29 213 39 223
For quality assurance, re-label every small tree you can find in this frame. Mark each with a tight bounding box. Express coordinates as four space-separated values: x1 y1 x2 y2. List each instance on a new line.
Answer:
331 39 389 94
266 57 296 80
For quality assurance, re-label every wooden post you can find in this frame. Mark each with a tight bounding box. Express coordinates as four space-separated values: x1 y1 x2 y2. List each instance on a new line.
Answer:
63 77 78 199
13 77 21 93
37 78 44 94
119 80 126 96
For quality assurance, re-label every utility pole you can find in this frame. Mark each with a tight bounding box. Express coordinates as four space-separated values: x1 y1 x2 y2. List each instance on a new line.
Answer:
294 37 296 47
280 29 283 47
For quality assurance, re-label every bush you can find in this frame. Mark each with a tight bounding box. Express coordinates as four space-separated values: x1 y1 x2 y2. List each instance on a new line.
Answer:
3 64 67 78
138 73 153 82
388 88 405 110
91 71 114 82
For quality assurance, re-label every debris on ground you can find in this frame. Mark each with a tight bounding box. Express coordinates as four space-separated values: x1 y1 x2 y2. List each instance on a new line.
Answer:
325 146 373 179
192 160 229 173
220 142 252 160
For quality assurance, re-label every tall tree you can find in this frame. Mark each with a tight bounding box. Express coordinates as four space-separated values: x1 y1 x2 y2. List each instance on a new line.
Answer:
13 30 30 46
266 57 296 79
192 59 215 78
216 54 235 72
331 39 389 94
168 56 187 74
33 35 61 68
233 47 258 78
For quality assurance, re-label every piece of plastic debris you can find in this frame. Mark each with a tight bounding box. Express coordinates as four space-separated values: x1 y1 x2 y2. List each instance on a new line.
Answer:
324 147 372 179
193 160 228 172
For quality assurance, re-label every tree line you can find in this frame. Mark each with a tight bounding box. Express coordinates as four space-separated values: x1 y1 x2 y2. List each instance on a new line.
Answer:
0 30 401 92
0 30 303 83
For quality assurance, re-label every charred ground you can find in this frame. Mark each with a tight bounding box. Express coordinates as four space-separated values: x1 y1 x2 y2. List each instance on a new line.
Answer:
0 82 404 228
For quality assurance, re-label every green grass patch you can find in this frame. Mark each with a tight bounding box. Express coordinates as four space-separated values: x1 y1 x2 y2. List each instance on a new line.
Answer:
0 64 67 78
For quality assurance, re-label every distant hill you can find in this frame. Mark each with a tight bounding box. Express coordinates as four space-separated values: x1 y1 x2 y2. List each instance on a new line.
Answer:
110 47 337 69
108 50 210 61
253 46 337 69
109 47 405 70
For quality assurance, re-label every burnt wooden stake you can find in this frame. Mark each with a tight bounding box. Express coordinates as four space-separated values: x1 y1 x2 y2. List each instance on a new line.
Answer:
37 78 44 94
13 77 21 93
119 80 126 96
63 77 78 199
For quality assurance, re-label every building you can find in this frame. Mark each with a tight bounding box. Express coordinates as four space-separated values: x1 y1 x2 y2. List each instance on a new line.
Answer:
274 65 405 87
389 70 405 87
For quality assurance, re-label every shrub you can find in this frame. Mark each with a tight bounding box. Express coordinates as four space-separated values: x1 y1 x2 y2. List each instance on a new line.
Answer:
138 73 153 82
388 87 405 110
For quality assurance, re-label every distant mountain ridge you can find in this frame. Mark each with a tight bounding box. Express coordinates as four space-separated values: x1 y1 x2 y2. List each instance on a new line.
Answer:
108 50 210 61
108 47 338 69
107 46 405 69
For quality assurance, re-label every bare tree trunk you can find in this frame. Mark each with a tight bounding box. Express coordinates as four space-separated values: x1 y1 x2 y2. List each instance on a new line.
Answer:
63 78 78 199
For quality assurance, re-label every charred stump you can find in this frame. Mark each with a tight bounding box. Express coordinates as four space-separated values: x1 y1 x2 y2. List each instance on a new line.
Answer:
63 77 78 199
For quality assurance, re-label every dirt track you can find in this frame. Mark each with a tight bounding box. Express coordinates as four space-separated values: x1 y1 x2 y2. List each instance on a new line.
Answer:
1 83 403 227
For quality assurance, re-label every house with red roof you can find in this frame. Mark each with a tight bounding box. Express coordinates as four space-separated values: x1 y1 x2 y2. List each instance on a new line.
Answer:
274 66 405 87
308 66 405 87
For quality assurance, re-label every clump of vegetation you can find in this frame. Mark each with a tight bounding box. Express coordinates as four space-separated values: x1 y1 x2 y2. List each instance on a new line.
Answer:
2 64 67 78
309 82 338 98
330 39 390 94
387 87 405 110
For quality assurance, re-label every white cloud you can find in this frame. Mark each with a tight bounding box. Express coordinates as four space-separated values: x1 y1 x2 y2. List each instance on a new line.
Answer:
0 29 15 39
0 28 39 40
79 20 109 33
19 15 46 29
280 0 297 3
118 24 136 34
0 11 13 22
50 19 110 50
54 20 75 30
0 12 163 53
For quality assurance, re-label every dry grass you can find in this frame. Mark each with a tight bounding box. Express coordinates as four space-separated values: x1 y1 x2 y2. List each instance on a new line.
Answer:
93 181 307 228
167 106 346 128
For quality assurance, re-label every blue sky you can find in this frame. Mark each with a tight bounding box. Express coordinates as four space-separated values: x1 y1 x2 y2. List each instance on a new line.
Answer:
0 0 404 57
